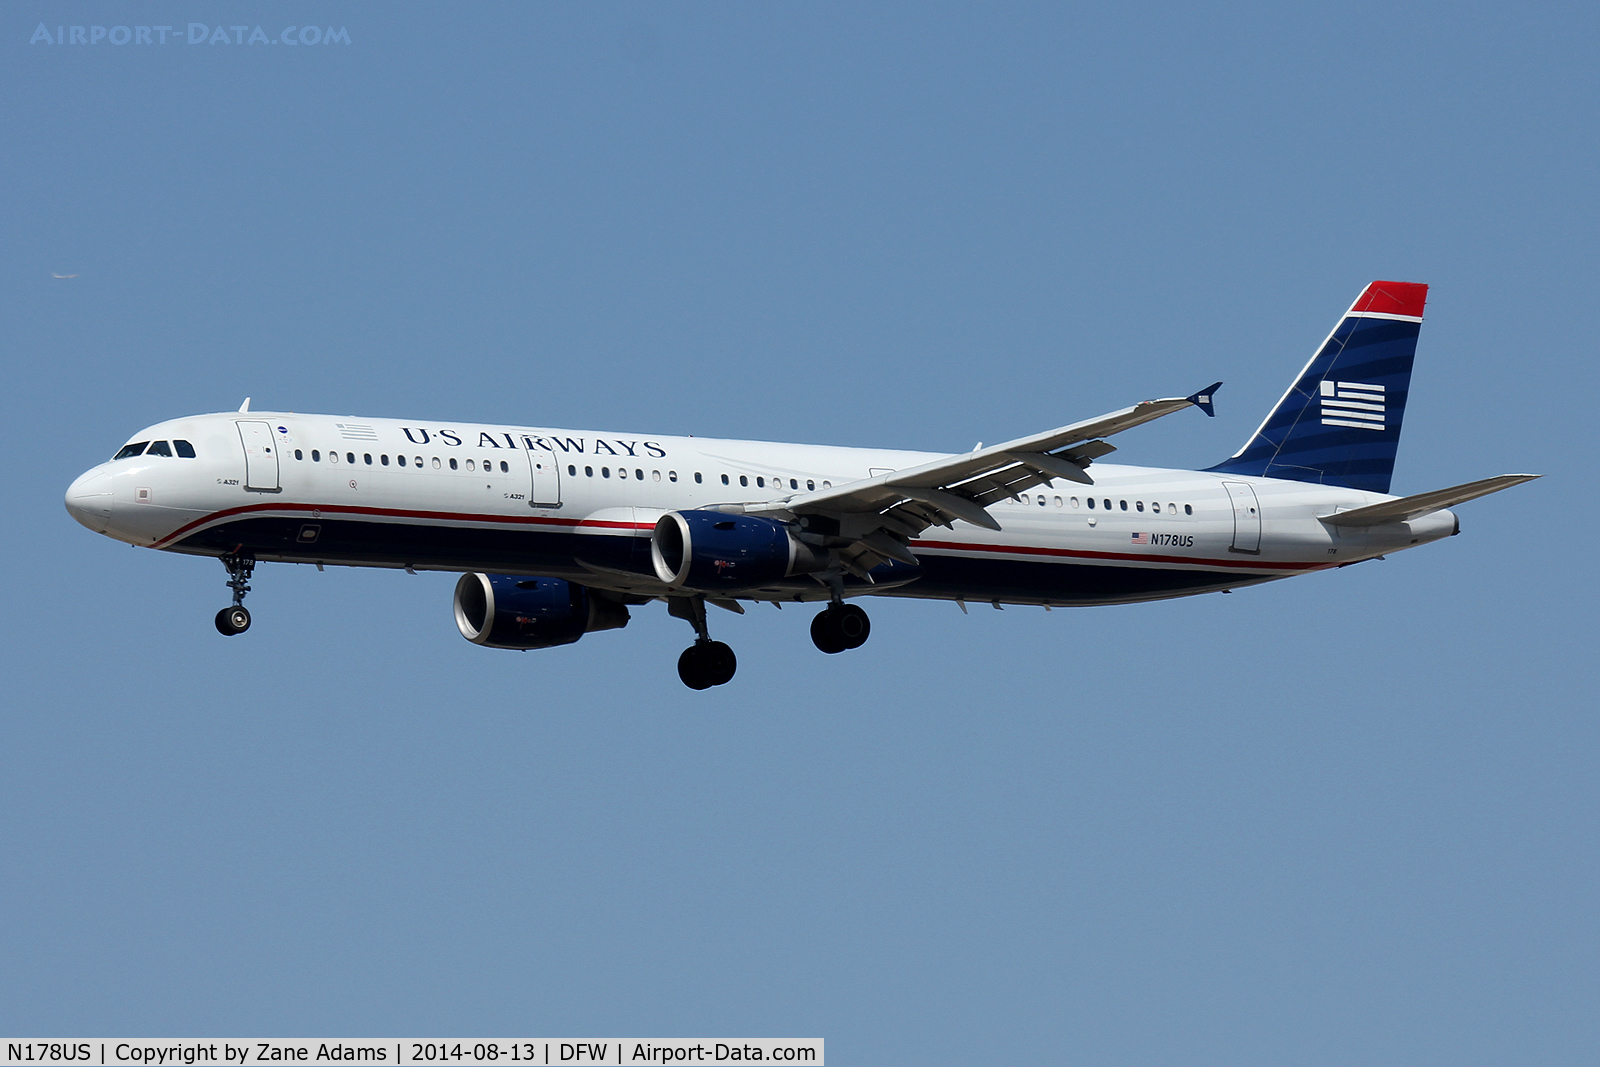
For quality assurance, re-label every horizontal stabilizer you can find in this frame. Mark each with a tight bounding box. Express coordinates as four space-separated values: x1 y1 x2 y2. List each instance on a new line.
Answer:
1319 474 1539 527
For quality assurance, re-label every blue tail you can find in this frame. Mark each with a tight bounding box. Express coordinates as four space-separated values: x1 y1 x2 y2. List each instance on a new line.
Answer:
1206 280 1428 494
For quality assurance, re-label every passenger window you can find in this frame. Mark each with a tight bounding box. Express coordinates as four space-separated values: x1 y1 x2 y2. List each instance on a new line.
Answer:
114 442 149 459
1168 503 1177 515
1087 497 1095 508
396 455 404 467
739 475 748 487
449 458 458 470
174 440 196 458
312 450 321 462
1037 495 1045 506
1055 497 1063 507
1184 504 1193 515
294 449 304 461
617 468 627 479
1136 501 1144 512
756 477 764 487
1119 500 1127 511
721 474 729 485
499 461 508 473
418 457 426 468
636 469 644 480
467 459 476 472
145 441 172 457
1071 496 1079 508
364 454 373 465
381 454 390 466
790 479 798 490
567 464 576 476
1103 499 1111 509
823 481 831 488
668 471 678 482
432 457 441 469
694 472 702 483
329 451 339 464
602 467 611 478
807 479 815 491
347 453 356 465
653 470 661 482
585 466 594 477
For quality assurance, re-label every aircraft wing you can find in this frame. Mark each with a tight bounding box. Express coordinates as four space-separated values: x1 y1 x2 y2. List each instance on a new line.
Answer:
1318 474 1539 527
748 383 1221 576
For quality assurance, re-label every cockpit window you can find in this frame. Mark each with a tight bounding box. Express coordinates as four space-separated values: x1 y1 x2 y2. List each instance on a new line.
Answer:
174 440 196 458
114 442 149 459
145 441 173 457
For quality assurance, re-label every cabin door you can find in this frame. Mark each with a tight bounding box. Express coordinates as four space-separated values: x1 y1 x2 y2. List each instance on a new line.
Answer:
1223 481 1261 553
236 421 280 492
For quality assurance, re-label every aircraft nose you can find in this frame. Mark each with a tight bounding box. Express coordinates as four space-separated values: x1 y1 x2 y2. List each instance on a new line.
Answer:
65 468 114 532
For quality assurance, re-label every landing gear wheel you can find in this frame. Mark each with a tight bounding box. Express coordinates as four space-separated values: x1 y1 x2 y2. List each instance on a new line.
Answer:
834 604 870 649
678 647 714 690
215 605 251 636
811 610 847 654
812 605 870 654
678 640 738 690
702 640 736 685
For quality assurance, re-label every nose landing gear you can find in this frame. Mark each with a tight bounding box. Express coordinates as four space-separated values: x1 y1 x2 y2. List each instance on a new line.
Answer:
811 602 870 654
214 552 255 636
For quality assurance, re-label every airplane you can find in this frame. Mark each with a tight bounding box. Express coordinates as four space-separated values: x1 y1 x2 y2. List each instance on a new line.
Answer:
65 280 1537 689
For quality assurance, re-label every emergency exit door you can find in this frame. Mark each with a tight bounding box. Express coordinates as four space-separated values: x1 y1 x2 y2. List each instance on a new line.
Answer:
527 445 562 509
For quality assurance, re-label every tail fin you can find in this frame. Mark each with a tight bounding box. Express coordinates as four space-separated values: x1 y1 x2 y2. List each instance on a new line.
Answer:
1206 281 1428 494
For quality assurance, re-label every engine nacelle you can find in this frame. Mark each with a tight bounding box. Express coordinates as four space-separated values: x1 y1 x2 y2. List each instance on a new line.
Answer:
650 510 825 592
453 574 629 650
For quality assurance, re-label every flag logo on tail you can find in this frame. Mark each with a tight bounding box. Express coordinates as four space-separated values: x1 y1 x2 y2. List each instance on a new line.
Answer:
1320 380 1385 431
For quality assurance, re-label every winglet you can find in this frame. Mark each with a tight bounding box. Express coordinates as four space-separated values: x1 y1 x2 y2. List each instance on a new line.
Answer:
1187 382 1222 417
238 397 251 413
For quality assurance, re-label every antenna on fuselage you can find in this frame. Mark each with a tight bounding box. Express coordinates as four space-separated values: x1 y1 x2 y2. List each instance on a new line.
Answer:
238 397 251 412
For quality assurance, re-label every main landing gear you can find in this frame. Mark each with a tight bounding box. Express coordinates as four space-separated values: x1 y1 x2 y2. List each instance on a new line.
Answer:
666 593 871 688
669 596 737 690
214 551 255 636
810 602 870 654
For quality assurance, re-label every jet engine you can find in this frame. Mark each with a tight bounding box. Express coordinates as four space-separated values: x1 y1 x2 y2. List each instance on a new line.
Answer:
650 510 825 592
453 574 629 650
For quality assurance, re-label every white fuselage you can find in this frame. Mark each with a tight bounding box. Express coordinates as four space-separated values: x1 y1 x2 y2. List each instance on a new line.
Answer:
65 410 1456 607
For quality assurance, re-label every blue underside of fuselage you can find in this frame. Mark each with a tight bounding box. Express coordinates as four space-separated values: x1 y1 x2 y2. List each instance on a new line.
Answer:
172 517 1267 606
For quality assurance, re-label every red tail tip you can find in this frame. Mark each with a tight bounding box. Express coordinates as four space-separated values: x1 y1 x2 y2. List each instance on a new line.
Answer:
1353 280 1428 318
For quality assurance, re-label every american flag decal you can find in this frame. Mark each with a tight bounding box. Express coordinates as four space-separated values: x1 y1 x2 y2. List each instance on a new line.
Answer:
1319 379 1385 431
1130 532 1149 545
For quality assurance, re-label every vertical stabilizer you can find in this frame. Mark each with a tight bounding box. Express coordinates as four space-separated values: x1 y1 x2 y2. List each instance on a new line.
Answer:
1206 281 1427 493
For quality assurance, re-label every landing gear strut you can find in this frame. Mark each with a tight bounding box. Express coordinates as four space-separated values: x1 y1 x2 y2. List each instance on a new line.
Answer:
668 595 737 690
811 602 870 654
215 551 255 636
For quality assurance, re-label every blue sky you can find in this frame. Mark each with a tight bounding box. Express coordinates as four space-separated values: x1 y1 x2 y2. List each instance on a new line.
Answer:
2 3 1595 1062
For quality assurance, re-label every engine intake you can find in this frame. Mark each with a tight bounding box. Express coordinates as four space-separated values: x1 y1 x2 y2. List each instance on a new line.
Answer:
453 574 629 650
650 510 825 592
